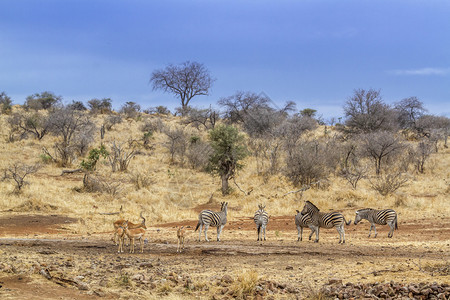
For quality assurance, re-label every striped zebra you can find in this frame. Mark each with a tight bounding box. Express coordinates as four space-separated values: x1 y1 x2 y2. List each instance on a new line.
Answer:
354 208 398 238
295 210 315 241
254 204 269 241
195 202 228 242
300 201 351 244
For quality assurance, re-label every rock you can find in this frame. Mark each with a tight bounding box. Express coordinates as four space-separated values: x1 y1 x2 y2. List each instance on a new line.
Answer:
221 275 233 284
78 282 89 291
285 266 293 270
328 278 342 285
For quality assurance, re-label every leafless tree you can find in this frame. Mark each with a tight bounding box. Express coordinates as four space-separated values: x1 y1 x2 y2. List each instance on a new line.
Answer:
47 107 96 166
218 91 293 137
2 163 40 193
344 88 398 133
284 139 333 187
186 137 213 170
361 131 405 175
394 96 427 130
414 141 434 173
107 140 137 172
163 127 188 164
13 111 51 140
104 114 123 131
150 61 214 115
183 106 218 130
369 172 409 196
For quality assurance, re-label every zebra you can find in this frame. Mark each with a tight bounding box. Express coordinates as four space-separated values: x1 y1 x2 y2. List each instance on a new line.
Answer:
254 204 269 241
195 202 228 242
295 210 315 241
354 208 398 238
300 200 352 244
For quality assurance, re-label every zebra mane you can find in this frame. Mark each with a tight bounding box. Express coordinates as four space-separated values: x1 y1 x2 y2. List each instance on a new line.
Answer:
305 201 320 212
356 208 374 214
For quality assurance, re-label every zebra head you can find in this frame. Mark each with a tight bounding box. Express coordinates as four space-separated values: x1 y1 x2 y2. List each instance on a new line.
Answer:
301 200 319 215
354 208 371 225
221 202 228 214
258 204 265 211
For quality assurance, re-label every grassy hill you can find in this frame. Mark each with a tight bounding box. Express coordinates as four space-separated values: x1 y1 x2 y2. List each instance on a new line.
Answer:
0 106 449 237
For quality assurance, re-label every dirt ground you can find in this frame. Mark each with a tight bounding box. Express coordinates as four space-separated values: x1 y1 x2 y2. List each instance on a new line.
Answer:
0 213 449 299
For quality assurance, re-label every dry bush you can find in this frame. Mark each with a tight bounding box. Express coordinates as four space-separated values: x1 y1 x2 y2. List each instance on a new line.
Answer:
104 114 123 131
129 170 155 190
186 137 213 170
80 174 121 195
229 269 259 299
107 140 137 172
2 162 40 193
369 172 409 196
9 199 58 212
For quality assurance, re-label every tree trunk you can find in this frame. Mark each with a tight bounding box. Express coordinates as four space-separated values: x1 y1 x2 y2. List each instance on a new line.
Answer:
221 174 229 195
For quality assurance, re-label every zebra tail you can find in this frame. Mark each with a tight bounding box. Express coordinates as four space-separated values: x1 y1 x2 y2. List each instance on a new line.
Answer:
344 216 352 226
195 221 200 232
257 225 261 237
395 216 398 230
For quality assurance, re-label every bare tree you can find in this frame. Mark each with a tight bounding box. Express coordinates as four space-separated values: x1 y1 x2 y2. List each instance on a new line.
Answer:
183 106 217 130
361 131 405 175
2 163 40 193
47 107 96 166
369 172 409 196
394 96 427 130
163 127 188 164
107 140 137 172
13 111 51 140
344 88 398 133
150 61 214 115
414 141 434 173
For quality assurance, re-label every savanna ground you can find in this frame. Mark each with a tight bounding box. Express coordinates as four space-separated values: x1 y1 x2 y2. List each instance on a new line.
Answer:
0 210 449 299
0 111 449 299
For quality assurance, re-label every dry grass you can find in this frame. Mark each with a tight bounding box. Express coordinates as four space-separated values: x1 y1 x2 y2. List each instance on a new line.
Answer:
1 110 449 232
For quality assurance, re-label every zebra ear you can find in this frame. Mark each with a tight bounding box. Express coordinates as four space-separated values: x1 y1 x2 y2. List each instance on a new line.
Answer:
296 210 300 213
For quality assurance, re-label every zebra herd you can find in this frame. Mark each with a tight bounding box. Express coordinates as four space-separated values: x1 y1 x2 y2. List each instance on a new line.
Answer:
113 200 398 253
195 200 398 243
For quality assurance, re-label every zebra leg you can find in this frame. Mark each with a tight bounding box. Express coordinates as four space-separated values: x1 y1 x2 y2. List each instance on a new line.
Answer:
257 225 260 241
263 225 266 241
338 225 345 244
204 224 210 242
368 224 373 237
314 226 320 243
388 222 394 238
217 225 224 241
373 225 378 238
309 226 315 241
198 223 203 241
296 225 301 241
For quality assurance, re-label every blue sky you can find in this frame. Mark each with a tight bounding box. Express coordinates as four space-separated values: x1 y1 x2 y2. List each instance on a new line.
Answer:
1 0 449 119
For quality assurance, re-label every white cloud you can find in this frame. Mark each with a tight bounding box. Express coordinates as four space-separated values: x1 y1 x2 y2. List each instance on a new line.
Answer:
389 67 449 76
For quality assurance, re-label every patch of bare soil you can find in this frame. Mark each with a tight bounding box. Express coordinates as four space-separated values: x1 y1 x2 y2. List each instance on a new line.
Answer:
0 214 449 299
0 214 77 236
